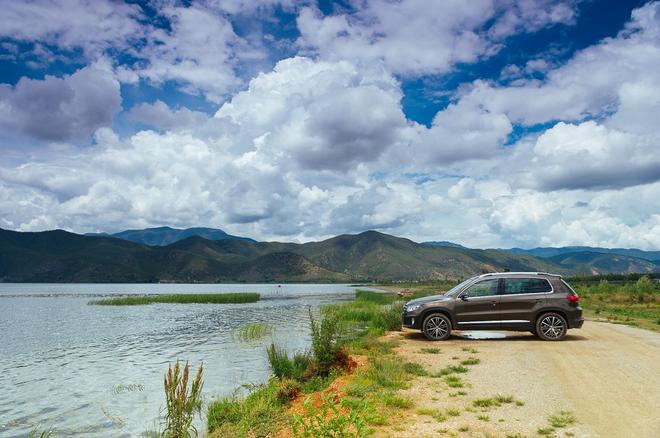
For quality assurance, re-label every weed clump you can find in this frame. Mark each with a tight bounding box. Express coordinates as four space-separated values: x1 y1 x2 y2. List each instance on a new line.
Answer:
163 360 204 438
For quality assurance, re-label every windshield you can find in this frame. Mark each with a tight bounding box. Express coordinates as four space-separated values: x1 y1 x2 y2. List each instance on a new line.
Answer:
444 277 478 297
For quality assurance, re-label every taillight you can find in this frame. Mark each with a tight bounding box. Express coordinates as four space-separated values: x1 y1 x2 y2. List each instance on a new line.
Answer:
567 294 579 303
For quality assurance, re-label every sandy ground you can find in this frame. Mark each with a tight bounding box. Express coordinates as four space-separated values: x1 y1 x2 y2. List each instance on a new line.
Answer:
376 321 660 438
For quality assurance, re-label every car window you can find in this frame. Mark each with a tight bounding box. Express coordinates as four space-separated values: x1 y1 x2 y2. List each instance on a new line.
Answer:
503 278 552 294
464 279 499 297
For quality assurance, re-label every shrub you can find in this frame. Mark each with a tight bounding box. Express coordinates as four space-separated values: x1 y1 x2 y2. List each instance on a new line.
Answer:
163 360 204 438
266 343 311 381
291 394 367 438
374 302 404 331
276 378 302 404
309 309 341 377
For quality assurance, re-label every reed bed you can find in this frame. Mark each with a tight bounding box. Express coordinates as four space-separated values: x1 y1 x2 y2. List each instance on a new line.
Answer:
89 292 260 305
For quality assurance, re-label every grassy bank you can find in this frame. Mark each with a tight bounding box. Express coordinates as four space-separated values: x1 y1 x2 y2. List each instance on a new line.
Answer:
572 276 660 332
89 292 260 305
205 289 409 437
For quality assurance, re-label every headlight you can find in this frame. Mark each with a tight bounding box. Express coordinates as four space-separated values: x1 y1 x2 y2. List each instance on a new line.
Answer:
405 304 421 313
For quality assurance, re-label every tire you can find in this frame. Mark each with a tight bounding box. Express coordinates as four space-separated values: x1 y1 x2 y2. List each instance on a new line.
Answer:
536 312 568 341
422 313 452 341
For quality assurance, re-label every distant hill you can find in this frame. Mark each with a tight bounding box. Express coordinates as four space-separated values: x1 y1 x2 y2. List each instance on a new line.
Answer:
2 228 657 283
0 229 558 283
421 241 467 249
504 246 660 262
547 251 659 275
87 226 255 246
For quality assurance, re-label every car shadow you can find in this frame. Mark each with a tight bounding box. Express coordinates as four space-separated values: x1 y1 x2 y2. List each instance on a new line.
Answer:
401 330 589 342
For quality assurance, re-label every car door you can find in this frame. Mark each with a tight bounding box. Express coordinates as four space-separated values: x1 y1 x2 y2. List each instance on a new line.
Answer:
454 278 501 329
498 277 553 329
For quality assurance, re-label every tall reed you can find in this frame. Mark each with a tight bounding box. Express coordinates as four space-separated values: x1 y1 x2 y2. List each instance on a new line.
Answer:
163 360 204 438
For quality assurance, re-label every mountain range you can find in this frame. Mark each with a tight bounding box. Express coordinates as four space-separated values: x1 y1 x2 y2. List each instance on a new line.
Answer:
86 226 254 246
1 227 658 283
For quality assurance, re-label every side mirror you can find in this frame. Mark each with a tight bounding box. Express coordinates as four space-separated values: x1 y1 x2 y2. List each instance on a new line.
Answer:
460 294 469 301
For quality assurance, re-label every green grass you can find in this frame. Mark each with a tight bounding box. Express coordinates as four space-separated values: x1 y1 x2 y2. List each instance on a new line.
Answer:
537 426 555 436
574 276 660 332
89 293 260 305
461 347 479 354
404 362 429 376
419 347 442 354
477 414 490 422
382 393 414 409
472 395 517 410
432 365 469 377
548 411 576 428
460 358 480 366
208 380 285 437
235 323 273 342
443 375 464 388
416 408 447 422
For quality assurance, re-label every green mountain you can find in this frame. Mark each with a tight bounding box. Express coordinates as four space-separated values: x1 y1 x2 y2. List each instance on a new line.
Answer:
547 251 659 275
1 228 657 283
504 246 660 262
86 226 254 246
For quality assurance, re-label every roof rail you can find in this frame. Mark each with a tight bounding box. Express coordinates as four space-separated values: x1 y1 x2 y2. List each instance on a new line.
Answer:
479 271 562 278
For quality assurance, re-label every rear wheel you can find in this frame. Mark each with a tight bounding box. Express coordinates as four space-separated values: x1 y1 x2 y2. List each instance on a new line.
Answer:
536 313 567 341
422 313 452 341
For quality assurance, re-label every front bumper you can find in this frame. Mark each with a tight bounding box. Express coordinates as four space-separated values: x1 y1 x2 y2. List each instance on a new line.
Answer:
402 314 421 329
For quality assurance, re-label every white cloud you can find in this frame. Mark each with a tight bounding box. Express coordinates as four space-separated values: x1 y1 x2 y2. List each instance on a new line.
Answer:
0 65 121 142
127 100 211 131
137 5 260 103
296 0 577 76
0 0 144 55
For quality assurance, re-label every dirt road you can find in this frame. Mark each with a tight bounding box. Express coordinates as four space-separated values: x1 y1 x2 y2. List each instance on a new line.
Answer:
378 321 660 437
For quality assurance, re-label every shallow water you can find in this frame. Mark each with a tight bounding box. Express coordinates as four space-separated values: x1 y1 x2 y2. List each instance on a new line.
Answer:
0 284 364 437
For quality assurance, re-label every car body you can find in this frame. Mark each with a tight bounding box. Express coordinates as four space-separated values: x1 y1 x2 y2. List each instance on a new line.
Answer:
402 272 583 341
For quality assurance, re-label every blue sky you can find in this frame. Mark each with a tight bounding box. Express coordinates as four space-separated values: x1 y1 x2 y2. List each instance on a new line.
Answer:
0 0 659 249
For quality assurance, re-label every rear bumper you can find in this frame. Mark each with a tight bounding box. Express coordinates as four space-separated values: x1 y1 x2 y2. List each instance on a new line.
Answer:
569 318 584 329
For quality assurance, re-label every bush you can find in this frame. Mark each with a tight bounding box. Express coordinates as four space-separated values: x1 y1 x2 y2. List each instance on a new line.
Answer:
163 360 204 438
374 302 403 331
276 378 302 404
291 393 367 438
309 309 341 377
266 343 311 381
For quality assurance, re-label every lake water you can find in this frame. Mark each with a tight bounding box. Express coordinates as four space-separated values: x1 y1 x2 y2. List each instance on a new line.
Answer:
0 284 367 437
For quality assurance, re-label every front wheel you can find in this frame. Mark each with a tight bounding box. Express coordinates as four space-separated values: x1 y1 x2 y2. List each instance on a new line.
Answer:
536 313 567 341
422 313 452 341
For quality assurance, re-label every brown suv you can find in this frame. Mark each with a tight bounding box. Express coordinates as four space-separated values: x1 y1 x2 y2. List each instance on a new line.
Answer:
402 272 583 341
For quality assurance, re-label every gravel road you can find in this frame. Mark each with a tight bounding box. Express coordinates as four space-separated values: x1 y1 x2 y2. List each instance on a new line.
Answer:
379 321 660 437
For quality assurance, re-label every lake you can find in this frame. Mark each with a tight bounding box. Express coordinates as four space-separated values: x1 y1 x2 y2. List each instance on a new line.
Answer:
0 284 368 437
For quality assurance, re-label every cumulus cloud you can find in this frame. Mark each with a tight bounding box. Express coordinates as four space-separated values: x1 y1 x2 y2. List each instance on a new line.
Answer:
214 57 409 171
0 1 659 251
127 100 211 132
137 4 261 102
296 0 578 76
458 1 660 126
0 65 121 142
0 0 143 56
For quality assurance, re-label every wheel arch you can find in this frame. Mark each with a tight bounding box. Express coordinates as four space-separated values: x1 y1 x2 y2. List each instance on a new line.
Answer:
419 308 454 329
534 308 568 326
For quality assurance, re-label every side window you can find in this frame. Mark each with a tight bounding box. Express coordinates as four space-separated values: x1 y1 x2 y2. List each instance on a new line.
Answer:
464 279 499 297
504 278 552 294
527 279 552 293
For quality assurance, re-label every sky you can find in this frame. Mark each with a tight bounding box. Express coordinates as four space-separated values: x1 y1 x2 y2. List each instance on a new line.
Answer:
0 0 659 249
